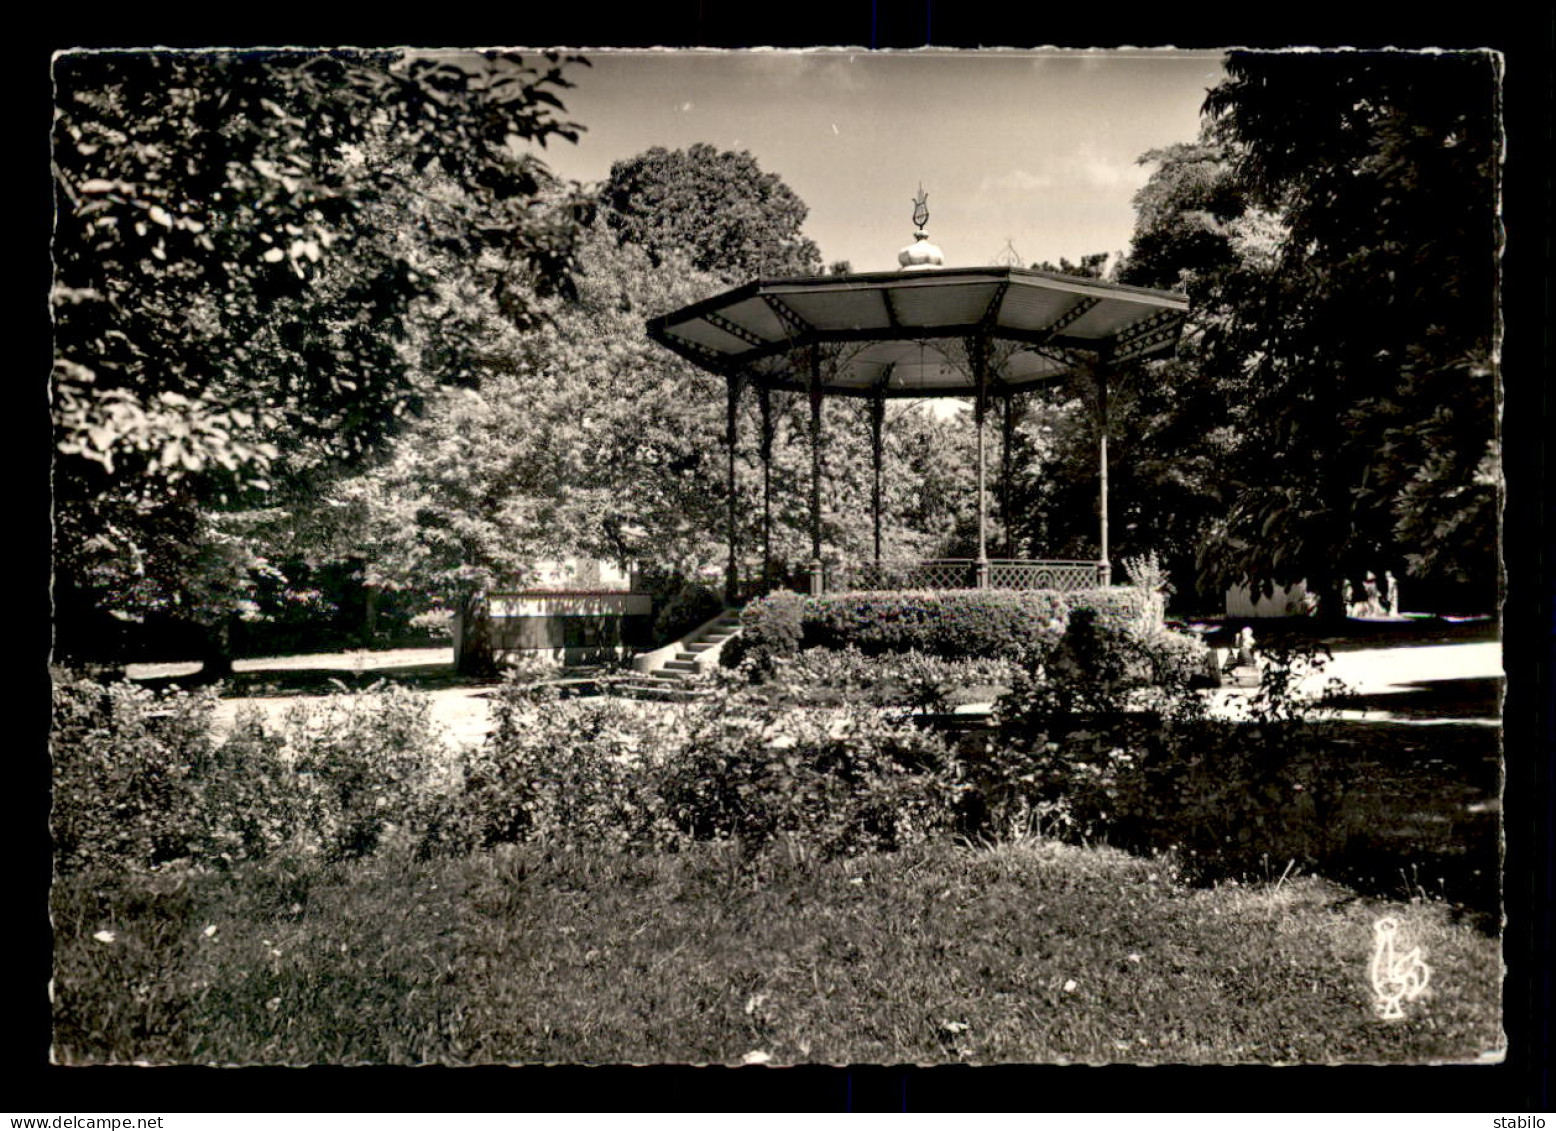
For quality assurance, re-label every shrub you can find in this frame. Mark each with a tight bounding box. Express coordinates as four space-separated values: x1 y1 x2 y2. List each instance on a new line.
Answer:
1004 610 1209 721
724 589 806 673
732 587 1152 666
734 646 1017 711
52 670 457 873
653 580 724 646
451 681 961 862
452 691 687 854
953 608 1198 841
278 684 453 861
195 706 316 866
208 686 457 865
972 630 1356 882
51 668 217 874
1140 627 1215 689
659 697 959 860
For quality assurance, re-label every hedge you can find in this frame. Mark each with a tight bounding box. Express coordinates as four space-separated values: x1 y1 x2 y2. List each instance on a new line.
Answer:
729 587 1153 667
51 667 456 874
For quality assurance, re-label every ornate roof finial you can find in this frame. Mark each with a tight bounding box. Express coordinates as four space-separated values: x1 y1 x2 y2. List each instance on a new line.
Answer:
899 183 944 270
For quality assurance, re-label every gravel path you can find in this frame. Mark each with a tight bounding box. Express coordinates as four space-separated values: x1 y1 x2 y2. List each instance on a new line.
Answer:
127 648 494 749
173 638 1502 749
1209 641 1502 724
127 646 458 680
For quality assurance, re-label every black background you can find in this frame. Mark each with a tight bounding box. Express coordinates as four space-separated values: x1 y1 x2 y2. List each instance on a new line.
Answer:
15 4 1553 1113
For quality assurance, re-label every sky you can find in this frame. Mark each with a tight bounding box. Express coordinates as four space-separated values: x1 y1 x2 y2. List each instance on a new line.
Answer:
521 48 1227 274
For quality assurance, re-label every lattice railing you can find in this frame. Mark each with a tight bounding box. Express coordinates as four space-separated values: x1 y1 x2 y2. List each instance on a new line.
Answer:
987 560 1107 592
830 559 1107 593
833 559 976 591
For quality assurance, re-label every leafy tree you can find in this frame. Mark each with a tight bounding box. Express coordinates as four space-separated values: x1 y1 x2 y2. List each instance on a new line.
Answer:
599 143 823 282
1121 139 1249 294
343 218 737 671
349 211 980 671
1031 57 1500 616
1029 252 1111 279
1194 50 1500 614
51 49 592 672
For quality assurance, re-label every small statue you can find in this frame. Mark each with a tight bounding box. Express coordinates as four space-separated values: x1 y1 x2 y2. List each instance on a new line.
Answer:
1236 626 1256 668
1363 571 1382 617
1385 570 1399 617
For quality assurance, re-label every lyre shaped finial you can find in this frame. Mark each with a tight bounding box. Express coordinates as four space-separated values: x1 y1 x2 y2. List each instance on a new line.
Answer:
912 183 930 232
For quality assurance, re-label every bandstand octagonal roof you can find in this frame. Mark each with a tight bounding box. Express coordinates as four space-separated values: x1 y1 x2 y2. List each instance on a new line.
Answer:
646 265 1190 398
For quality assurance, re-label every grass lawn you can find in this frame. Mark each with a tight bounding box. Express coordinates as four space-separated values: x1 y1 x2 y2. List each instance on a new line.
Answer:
1132 719 1500 928
52 839 1502 1066
1311 721 1499 918
72 621 1500 1068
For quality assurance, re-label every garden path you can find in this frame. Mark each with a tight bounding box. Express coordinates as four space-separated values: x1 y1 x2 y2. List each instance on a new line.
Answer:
165 637 1504 751
1208 641 1502 725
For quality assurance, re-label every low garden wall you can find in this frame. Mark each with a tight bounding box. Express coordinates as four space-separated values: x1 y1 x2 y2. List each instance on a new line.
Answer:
457 591 654 668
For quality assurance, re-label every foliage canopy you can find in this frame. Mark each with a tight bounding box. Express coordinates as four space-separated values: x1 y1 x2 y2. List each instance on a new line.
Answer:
51 49 593 664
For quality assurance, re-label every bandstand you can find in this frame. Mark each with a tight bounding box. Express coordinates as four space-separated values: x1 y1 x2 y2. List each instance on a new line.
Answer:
645 193 1189 603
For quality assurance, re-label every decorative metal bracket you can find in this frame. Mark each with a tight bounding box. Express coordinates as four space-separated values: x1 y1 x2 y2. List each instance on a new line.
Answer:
703 309 768 349
1038 295 1101 343
1113 308 1183 362
760 292 812 340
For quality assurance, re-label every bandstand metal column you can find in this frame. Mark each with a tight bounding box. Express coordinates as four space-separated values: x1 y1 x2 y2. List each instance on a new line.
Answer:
869 392 885 566
1001 394 1016 559
758 385 775 593
973 332 991 589
807 344 825 596
724 371 746 606
1096 348 1113 587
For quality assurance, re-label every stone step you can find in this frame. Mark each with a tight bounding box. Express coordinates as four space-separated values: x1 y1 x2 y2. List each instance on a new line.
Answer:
610 683 706 702
651 668 688 680
664 659 699 673
685 642 718 653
